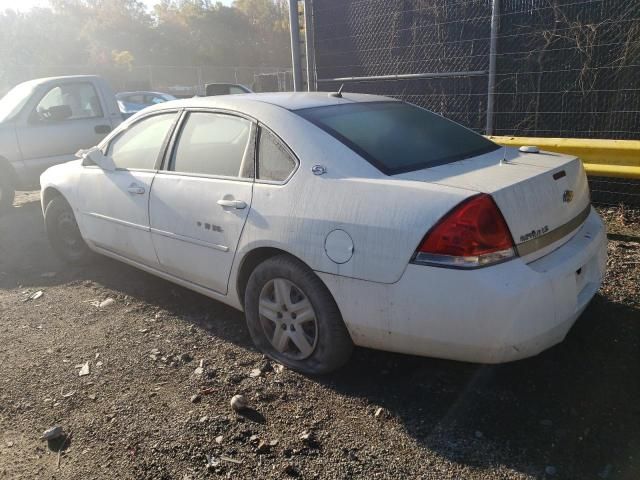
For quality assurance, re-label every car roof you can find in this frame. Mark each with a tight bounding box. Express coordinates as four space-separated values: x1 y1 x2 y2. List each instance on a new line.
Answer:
116 91 171 97
18 75 101 89
155 91 398 112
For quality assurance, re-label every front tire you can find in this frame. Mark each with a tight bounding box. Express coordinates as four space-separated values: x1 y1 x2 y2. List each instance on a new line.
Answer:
45 196 92 264
244 254 353 374
0 174 15 214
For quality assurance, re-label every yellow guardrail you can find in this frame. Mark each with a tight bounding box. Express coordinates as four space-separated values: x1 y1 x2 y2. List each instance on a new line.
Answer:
488 136 640 180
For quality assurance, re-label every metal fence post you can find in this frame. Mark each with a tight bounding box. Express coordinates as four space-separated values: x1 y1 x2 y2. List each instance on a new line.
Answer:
289 0 303 91
303 0 317 91
485 0 500 135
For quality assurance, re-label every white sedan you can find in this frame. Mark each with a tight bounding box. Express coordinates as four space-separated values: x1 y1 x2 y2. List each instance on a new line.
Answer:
40 92 607 374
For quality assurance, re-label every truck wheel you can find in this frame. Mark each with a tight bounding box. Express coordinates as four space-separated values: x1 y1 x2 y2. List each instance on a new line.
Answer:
0 174 15 213
244 254 353 375
45 197 92 264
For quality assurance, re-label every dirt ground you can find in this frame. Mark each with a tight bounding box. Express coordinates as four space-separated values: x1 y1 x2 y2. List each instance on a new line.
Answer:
0 192 638 480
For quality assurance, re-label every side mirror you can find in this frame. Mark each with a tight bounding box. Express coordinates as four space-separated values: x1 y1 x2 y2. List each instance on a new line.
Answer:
46 105 73 122
77 146 117 172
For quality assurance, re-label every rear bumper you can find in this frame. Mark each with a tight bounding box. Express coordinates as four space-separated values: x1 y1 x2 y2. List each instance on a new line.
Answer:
318 207 607 363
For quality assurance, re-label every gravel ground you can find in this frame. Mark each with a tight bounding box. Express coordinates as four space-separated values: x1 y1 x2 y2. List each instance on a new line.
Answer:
0 192 638 480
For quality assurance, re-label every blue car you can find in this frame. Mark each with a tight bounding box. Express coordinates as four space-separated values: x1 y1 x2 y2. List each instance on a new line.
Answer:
116 91 177 118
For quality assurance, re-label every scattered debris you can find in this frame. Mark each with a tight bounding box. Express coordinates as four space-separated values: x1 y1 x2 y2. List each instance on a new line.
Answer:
78 362 90 377
215 435 223 444
176 352 193 363
193 359 205 375
205 453 220 470
249 368 262 378
199 387 215 396
273 364 285 374
256 439 276 454
96 298 115 309
299 430 318 447
220 456 242 465
374 407 385 418
190 394 201 403
24 290 44 302
230 394 248 412
41 425 64 441
62 390 75 399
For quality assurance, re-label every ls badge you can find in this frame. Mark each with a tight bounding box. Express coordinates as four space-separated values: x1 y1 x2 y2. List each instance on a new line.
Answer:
563 190 574 203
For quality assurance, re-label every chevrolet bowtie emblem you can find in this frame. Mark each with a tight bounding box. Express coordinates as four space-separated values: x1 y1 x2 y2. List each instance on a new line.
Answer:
563 190 574 203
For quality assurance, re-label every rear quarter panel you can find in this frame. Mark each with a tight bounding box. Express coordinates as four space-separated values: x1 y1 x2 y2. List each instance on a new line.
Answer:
234 111 474 285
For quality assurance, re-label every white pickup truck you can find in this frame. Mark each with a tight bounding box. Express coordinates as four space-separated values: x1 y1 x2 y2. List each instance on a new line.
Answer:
0 75 122 212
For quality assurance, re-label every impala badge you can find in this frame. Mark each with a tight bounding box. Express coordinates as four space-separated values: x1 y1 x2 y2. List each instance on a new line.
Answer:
563 190 574 203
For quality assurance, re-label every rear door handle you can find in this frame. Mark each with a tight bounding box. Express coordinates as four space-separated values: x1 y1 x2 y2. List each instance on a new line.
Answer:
217 199 247 209
95 124 112 134
127 184 145 195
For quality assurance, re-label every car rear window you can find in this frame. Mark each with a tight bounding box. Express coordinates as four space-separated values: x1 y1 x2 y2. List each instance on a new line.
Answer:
296 101 499 175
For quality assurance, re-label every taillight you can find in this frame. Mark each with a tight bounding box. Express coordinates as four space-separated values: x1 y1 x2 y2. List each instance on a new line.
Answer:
413 194 516 268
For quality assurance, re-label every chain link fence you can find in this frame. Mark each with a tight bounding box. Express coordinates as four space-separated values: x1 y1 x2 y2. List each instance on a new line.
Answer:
309 0 640 207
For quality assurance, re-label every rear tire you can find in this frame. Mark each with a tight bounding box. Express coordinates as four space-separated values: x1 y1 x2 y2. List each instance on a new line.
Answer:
244 254 353 374
0 174 15 214
45 196 92 264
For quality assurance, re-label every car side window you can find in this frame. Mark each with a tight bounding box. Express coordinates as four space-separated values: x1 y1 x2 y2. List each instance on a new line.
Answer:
229 86 247 94
257 128 297 182
108 113 177 170
171 112 253 178
35 82 103 121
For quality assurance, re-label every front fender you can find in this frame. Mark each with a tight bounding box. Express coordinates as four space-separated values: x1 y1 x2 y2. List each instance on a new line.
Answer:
40 160 83 214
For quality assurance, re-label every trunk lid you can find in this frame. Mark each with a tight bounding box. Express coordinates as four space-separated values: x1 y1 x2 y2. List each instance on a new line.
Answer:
396 147 590 261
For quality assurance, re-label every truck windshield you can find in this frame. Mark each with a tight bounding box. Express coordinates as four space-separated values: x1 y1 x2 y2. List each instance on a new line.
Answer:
296 101 499 175
0 81 36 123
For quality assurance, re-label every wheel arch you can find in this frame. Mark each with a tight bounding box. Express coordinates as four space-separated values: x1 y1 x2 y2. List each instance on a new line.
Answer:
236 246 313 308
41 186 68 213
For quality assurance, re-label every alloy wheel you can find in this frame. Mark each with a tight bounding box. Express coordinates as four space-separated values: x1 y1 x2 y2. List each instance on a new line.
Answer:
258 278 318 360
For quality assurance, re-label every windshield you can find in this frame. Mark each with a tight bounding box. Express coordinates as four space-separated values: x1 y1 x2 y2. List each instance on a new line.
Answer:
296 101 499 175
0 81 36 122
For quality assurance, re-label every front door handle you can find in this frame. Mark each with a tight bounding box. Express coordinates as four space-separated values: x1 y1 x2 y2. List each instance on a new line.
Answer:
127 184 145 195
217 199 247 209
95 124 112 134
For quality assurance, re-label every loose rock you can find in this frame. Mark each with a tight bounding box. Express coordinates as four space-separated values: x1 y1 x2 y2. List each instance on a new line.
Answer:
41 425 64 441
190 394 201 403
78 362 90 376
98 298 115 309
230 394 248 412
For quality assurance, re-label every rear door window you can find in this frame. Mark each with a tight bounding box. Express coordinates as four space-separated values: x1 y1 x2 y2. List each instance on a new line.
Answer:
171 112 253 178
296 102 499 175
